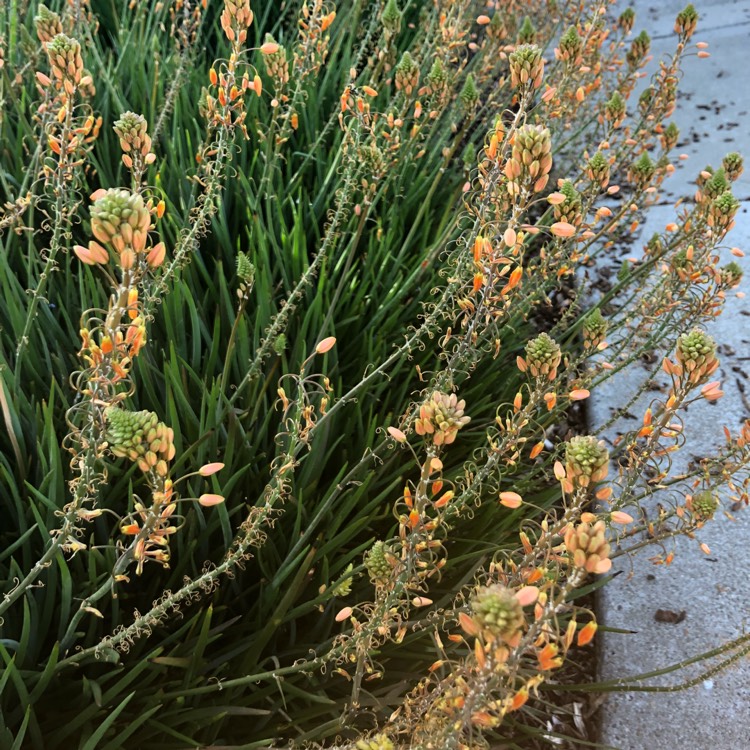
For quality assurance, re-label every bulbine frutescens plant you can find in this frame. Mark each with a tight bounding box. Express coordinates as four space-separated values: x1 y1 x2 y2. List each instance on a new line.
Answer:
0 0 747 748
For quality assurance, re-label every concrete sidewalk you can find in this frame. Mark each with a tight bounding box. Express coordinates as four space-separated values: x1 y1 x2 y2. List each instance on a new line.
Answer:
595 1 750 748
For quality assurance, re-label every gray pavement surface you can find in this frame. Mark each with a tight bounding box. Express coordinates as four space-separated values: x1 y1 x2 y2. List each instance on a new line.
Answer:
595 1 750 748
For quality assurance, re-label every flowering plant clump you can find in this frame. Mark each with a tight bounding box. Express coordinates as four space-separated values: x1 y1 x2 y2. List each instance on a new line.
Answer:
0 1 748 748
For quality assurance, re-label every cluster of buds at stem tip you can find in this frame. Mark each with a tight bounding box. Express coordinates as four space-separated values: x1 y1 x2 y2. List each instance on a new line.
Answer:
518 332 562 380
505 124 552 195
381 0 402 39
114 112 156 173
43 34 88 96
75 189 166 270
700 168 729 201
674 328 719 385
688 490 719 523
414 392 471 446
552 181 583 227
464 584 525 646
557 26 582 65
459 74 479 112
516 16 535 45
583 308 608 350
604 91 626 128
719 261 743 289
661 122 680 152
564 436 610 488
629 152 655 190
565 519 612 573
34 4 62 43
708 191 740 235
587 151 610 189
220 0 253 44
626 30 651 69
262 34 289 93
618 8 636 34
395 51 420 96
426 58 449 105
674 4 699 40
364 540 394 586
508 43 544 90
722 152 744 182
105 407 176 476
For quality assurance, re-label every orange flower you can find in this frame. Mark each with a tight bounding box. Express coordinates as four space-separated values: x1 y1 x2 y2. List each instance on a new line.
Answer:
550 221 576 238
500 491 523 509
538 642 562 670
577 620 598 646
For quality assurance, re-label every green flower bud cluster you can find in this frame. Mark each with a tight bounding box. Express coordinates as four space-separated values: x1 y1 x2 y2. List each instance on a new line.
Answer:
702 168 729 200
619 8 635 34
720 261 743 288
487 12 506 41
629 152 655 189
565 519 611 573
583 308 608 349
236 251 255 283
605 91 626 125
565 436 609 486
587 151 610 188
46 33 84 84
674 4 698 39
360 143 386 179
426 58 449 102
709 191 739 231
105 408 175 476
364 540 392 585
517 16 536 45
35 4 63 43
381 0 402 37
471 584 524 641
661 122 680 151
460 73 479 111
553 181 583 226
508 43 544 89
676 328 716 369
524 332 561 379
415 392 471 446
639 86 654 117
627 30 650 68
690 490 718 522
395 51 419 95
722 152 744 182
559 26 582 62
263 34 289 87
90 189 151 253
